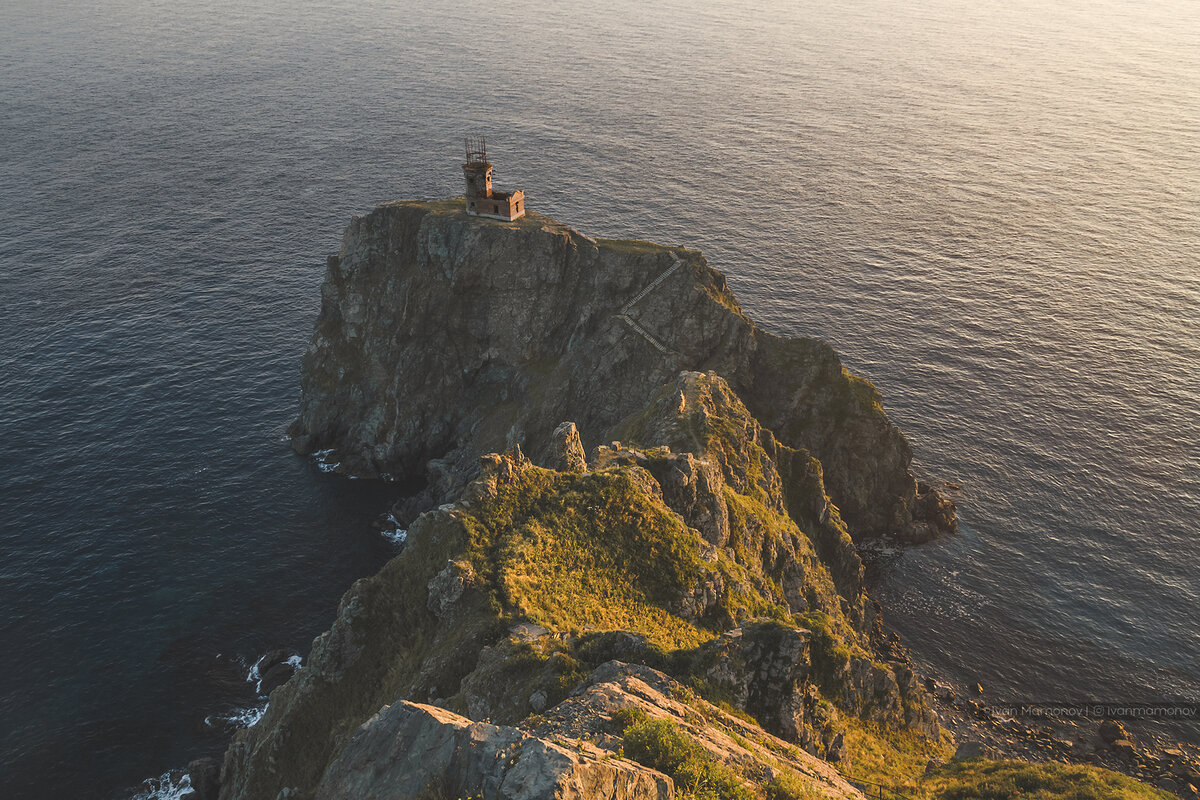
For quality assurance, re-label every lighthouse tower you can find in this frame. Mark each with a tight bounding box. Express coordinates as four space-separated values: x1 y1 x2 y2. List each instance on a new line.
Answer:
462 136 525 221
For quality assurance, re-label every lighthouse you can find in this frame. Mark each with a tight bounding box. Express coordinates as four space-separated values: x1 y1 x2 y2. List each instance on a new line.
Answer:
462 136 525 221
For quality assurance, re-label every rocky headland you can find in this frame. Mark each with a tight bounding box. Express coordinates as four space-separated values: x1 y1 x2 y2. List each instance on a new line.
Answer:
204 200 1183 800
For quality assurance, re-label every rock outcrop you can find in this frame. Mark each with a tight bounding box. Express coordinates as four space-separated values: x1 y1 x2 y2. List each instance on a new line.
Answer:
219 201 960 800
314 699 672 800
532 661 863 800
288 200 953 541
304 660 870 800
222 367 939 800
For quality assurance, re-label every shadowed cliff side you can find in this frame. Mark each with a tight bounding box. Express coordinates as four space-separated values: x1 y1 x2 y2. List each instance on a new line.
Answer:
288 199 954 541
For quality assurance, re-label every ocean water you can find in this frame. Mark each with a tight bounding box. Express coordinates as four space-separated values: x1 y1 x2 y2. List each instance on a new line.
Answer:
1 0 1197 796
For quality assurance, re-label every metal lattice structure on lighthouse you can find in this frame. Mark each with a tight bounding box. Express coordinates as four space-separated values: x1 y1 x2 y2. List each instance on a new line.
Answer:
464 135 488 165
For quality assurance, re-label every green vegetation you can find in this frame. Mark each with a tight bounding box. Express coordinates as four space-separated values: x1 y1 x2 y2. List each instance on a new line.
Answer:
845 371 884 417
464 466 711 649
611 706 649 732
764 771 821 800
838 716 951 790
596 237 677 255
795 610 857 699
622 717 753 800
920 760 1174 800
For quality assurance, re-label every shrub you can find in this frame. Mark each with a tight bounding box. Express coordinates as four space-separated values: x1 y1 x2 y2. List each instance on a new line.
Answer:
622 718 752 800
610 707 648 732
765 772 820 800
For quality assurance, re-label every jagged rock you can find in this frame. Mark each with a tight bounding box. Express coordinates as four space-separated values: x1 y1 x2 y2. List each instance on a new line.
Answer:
289 202 953 540
913 485 957 536
535 661 864 800
259 661 296 697
695 622 844 756
544 421 588 472
826 731 845 763
220 365 939 799
641 451 730 548
314 701 673 800
427 560 475 618
1111 739 1137 761
184 757 220 800
1099 718 1129 744
953 741 994 761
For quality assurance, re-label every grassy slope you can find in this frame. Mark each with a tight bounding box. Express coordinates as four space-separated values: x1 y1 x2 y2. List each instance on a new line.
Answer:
248 373 1166 800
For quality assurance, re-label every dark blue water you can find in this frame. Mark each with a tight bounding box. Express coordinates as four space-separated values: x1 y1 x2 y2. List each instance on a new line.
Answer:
2 0 1197 796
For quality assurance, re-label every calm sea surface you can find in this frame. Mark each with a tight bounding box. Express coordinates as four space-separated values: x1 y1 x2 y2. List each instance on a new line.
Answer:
1 0 1197 796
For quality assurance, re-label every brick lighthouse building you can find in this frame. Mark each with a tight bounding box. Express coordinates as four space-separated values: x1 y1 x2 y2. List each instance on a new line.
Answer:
462 136 525 221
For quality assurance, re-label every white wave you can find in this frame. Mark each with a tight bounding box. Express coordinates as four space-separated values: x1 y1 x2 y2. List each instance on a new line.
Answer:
246 652 303 695
246 653 266 694
128 771 192 800
205 702 268 730
380 513 407 545
312 448 341 473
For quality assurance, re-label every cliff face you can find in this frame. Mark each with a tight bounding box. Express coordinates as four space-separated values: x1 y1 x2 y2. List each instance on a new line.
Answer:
220 201 962 800
289 200 953 541
222 368 941 799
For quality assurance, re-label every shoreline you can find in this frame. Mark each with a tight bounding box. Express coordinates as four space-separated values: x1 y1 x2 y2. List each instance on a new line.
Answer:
913 648 1200 797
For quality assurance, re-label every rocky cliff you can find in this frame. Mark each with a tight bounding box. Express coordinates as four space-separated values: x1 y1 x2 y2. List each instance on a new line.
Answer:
205 201 1188 800
222 362 945 799
214 201 965 800
288 200 954 542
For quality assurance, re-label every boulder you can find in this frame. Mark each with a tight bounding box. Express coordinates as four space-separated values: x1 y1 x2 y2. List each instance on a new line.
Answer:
1110 739 1136 761
697 622 828 749
953 741 993 761
1099 718 1128 744
314 701 672 800
184 757 220 800
259 661 298 697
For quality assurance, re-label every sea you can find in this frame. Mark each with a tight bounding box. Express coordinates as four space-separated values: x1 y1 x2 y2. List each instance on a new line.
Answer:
1 0 1196 796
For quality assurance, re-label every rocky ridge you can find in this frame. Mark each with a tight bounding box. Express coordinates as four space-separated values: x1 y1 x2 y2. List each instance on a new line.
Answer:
288 199 955 542
220 356 945 798
208 201 1173 800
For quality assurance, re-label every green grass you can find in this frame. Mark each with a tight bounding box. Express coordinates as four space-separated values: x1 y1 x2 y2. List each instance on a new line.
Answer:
921 761 1174 800
837 716 950 791
622 718 753 800
596 237 677 255
466 466 712 649
764 771 823 800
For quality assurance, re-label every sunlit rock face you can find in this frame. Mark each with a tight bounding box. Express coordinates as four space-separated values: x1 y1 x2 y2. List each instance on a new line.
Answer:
289 199 952 540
